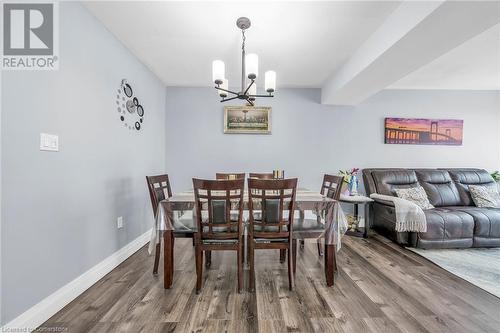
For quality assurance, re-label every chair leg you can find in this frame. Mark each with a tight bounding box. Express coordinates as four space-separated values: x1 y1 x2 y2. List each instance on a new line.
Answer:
279 249 286 263
237 242 243 293
317 239 324 257
195 245 203 293
249 241 255 292
205 250 212 268
333 245 337 272
287 243 294 291
324 244 335 287
241 235 244 264
292 239 297 276
153 242 160 275
300 239 305 250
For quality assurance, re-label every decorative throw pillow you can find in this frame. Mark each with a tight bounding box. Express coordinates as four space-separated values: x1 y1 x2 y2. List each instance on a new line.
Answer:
394 186 434 210
469 185 500 208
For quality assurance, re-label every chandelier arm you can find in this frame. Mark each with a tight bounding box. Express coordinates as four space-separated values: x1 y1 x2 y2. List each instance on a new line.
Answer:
245 98 254 106
248 94 274 98
220 96 239 103
215 86 239 96
243 79 255 96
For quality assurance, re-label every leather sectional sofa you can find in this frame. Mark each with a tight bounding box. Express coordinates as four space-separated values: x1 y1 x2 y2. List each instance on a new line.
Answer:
363 168 500 249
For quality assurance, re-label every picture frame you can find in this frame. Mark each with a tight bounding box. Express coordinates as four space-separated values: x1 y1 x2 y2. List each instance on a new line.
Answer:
224 106 272 134
384 118 463 146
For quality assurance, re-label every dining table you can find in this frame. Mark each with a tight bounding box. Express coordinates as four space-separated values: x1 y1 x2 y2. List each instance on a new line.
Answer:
149 189 348 288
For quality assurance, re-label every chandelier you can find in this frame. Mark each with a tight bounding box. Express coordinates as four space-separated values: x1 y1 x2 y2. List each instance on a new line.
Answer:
212 17 276 106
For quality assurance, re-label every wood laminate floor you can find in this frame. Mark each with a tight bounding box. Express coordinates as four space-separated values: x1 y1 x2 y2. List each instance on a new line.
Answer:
40 235 500 333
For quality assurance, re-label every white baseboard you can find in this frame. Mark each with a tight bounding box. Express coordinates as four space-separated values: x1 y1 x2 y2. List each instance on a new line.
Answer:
2 229 152 332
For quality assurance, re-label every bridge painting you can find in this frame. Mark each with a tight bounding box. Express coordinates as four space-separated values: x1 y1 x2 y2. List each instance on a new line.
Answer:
385 118 463 145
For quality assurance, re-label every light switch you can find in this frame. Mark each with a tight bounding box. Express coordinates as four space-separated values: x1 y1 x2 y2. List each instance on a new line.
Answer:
40 133 59 151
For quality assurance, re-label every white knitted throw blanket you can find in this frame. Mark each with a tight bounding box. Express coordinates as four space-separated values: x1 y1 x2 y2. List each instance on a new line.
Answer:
370 193 427 232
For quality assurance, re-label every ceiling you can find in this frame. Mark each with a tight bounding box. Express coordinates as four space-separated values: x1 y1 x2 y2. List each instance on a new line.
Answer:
391 23 500 90
84 1 401 88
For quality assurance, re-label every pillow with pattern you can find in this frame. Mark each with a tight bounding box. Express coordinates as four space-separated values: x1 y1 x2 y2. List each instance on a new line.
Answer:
394 186 434 210
469 185 500 208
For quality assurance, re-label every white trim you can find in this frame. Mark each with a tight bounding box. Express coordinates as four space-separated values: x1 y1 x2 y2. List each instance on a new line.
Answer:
2 229 152 331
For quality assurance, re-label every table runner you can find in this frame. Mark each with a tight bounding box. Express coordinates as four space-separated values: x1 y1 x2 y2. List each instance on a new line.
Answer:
148 189 348 254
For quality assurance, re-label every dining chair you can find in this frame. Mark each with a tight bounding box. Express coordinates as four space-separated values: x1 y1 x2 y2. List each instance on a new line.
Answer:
295 174 343 267
250 172 290 262
215 172 246 180
146 174 195 275
248 178 298 291
193 178 245 293
249 172 274 179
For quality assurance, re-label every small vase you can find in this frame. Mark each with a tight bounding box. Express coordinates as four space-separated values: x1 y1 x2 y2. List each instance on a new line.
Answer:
349 175 359 196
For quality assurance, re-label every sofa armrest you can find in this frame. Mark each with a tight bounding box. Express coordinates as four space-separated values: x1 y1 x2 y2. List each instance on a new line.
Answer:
372 198 395 207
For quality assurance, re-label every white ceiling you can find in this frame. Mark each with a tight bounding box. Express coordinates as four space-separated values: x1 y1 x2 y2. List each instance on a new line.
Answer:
84 1 401 88
391 23 500 90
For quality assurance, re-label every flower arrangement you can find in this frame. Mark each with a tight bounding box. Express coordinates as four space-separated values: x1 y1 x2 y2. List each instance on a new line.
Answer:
339 168 360 196
339 168 359 183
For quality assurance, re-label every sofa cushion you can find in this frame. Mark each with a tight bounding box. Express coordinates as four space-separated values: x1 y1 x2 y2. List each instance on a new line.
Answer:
469 185 500 208
446 169 497 206
371 170 419 196
419 208 474 243
414 170 461 207
394 186 434 210
442 206 500 247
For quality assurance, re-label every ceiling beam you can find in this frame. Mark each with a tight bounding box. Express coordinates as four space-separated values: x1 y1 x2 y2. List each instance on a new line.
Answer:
321 1 500 106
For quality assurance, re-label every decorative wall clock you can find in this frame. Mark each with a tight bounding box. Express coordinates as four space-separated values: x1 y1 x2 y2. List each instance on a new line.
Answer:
116 79 144 131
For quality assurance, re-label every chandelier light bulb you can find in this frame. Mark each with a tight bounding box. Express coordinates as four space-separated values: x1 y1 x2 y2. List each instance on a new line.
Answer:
212 60 225 85
265 70 276 93
245 53 258 80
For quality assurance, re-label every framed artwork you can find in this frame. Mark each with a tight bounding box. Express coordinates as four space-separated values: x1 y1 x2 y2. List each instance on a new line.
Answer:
384 118 463 145
224 106 271 134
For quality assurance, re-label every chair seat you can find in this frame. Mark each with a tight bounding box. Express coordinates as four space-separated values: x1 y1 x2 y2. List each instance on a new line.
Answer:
202 239 239 245
254 238 289 243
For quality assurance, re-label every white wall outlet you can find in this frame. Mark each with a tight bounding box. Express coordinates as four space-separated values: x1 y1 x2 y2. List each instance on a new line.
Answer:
117 216 124 229
40 133 59 151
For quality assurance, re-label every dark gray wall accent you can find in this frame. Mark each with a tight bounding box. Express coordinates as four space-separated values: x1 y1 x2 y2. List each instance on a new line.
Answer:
1 3 166 324
165 87 500 192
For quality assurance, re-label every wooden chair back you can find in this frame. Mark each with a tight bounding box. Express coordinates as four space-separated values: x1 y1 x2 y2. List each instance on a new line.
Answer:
247 178 298 240
146 174 172 217
321 174 343 200
192 178 245 241
249 172 274 179
215 173 246 180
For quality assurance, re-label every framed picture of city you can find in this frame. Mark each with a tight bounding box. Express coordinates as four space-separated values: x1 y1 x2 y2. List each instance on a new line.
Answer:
384 118 463 145
224 106 272 134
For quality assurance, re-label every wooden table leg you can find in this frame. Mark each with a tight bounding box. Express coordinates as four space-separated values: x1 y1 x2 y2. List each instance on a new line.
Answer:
164 230 174 289
324 243 335 287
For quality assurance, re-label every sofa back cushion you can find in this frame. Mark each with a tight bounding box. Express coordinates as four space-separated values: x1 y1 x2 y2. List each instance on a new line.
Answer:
414 170 461 207
446 169 496 206
370 170 419 196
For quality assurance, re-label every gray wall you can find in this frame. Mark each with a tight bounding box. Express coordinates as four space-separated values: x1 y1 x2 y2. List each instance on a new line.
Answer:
165 87 500 192
1 3 166 324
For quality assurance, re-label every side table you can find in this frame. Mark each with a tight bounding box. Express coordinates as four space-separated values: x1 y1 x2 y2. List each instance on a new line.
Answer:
339 194 374 238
